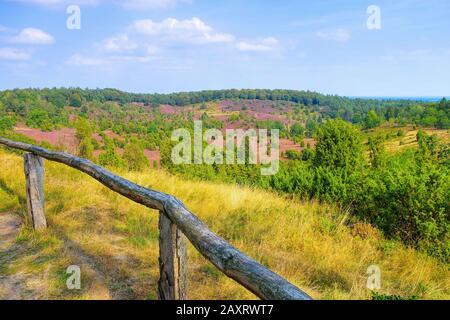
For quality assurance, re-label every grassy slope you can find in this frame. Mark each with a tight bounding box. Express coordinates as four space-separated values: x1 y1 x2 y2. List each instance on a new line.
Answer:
363 126 449 154
0 148 448 300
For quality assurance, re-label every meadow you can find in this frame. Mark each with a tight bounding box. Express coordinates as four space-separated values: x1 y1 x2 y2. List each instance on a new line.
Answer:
0 147 448 300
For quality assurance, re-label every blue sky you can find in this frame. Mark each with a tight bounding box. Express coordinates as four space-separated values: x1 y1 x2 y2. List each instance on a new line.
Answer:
0 0 449 96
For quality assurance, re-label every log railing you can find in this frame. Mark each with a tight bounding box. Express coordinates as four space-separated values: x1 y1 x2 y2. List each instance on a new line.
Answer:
0 137 312 300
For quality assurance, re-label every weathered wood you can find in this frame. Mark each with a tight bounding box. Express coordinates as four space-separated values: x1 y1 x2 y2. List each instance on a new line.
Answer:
158 211 187 300
24 153 47 230
0 138 312 300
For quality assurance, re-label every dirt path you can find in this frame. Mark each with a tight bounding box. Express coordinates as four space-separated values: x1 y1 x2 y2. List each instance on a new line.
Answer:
0 213 20 251
0 212 25 300
0 212 134 300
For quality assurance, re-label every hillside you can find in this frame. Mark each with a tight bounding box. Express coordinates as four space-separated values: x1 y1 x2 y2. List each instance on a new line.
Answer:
1 88 449 300
0 147 449 300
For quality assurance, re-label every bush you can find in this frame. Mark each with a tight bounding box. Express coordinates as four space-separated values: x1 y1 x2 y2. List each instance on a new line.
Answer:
314 119 363 171
0 116 15 132
99 142 124 168
26 109 53 131
123 141 149 171
284 150 301 160
357 150 449 260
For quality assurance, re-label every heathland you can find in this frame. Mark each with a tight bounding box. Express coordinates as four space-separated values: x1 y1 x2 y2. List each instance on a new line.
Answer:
0 88 449 299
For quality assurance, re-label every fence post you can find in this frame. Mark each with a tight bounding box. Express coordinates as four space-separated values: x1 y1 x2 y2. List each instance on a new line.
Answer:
158 210 187 300
24 153 47 230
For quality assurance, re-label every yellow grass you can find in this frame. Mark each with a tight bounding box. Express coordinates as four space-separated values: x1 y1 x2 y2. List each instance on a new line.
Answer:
0 147 448 300
364 126 449 154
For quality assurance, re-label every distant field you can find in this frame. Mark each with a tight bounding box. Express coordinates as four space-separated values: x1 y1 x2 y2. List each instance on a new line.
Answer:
363 126 450 154
13 125 161 167
385 128 449 154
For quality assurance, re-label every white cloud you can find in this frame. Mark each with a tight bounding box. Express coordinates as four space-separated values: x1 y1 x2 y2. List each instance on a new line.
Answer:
196 32 235 44
11 28 54 45
236 37 280 52
129 17 235 44
66 53 104 67
68 16 279 68
98 34 138 53
0 47 31 60
131 17 211 35
316 28 351 42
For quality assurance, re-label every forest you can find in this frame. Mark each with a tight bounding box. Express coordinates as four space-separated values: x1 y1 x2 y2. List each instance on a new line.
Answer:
1 88 449 130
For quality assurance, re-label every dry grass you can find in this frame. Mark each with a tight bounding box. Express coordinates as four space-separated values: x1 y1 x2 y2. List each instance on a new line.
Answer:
366 126 449 154
0 147 449 300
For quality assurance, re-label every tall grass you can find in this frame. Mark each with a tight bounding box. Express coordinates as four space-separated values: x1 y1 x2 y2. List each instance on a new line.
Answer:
0 148 448 300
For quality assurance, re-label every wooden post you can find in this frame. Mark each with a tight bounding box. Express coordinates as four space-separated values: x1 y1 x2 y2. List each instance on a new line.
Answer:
158 211 187 300
24 153 47 230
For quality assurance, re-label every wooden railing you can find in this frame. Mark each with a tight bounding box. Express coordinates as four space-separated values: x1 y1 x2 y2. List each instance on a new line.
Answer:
0 137 312 300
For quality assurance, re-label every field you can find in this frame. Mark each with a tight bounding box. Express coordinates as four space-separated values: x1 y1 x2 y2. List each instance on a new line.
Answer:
0 147 448 300
13 125 161 167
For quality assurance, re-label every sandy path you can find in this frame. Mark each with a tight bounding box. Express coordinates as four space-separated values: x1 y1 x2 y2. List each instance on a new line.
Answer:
0 212 24 299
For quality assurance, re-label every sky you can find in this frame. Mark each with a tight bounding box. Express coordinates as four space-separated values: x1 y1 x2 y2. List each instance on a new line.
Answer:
0 0 449 96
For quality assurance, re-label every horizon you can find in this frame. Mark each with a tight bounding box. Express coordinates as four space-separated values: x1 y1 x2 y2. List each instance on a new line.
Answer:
1 86 448 102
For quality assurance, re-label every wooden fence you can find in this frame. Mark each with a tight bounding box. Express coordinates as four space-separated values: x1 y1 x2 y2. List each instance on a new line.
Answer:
0 137 312 300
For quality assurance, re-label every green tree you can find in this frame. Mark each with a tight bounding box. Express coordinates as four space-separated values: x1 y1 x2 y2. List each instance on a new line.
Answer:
75 117 92 141
314 119 363 170
26 109 53 131
365 110 382 129
305 118 317 137
368 135 386 168
70 92 83 108
78 137 94 160
0 116 15 132
290 122 305 138
123 141 149 171
75 117 94 160
417 130 439 159
99 139 123 167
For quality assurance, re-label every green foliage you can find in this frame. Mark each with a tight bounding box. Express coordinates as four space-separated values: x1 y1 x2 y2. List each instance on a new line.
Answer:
70 92 82 108
0 115 15 132
78 137 93 160
314 119 363 171
365 109 382 129
98 139 124 168
284 150 302 160
26 109 53 131
290 122 305 138
0 88 448 133
371 292 418 300
75 117 94 160
301 147 315 161
359 150 449 260
256 120 287 136
305 118 317 137
75 117 92 141
368 135 386 169
417 130 439 159
229 113 240 122
1 87 449 261
123 141 149 171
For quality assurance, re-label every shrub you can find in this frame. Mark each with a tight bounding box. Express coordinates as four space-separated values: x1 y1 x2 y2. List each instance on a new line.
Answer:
314 119 363 171
123 141 149 171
